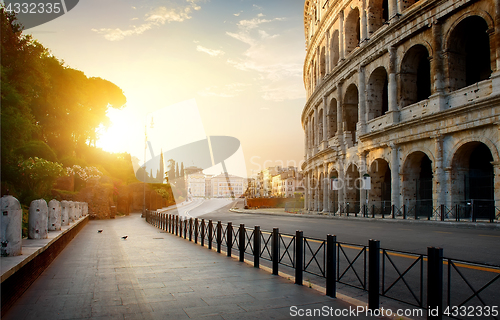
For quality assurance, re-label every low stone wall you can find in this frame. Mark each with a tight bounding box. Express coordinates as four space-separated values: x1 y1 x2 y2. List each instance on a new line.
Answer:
1 216 88 316
246 198 289 208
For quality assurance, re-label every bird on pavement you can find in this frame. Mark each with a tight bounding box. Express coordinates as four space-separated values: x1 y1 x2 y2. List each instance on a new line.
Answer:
97 230 103 233
121 235 128 240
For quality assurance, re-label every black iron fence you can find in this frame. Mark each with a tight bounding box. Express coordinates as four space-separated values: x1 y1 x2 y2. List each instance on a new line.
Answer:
145 210 500 319
320 200 500 223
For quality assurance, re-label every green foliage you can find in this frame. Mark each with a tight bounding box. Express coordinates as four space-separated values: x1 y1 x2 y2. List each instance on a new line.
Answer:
14 140 58 162
17 157 66 204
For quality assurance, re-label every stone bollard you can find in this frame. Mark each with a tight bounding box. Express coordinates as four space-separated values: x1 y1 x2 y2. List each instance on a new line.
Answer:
48 199 62 231
68 201 75 222
29 199 48 239
0 195 23 256
61 200 70 226
75 202 80 219
83 202 88 216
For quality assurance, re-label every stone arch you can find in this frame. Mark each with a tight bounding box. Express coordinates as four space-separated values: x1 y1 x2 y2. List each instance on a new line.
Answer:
329 168 340 212
328 98 338 138
367 0 388 35
320 46 327 79
367 66 389 121
402 151 434 217
446 137 500 168
343 84 359 144
330 30 340 67
450 141 494 204
345 8 361 55
446 15 492 92
345 163 360 214
399 44 432 108
369 158 392 214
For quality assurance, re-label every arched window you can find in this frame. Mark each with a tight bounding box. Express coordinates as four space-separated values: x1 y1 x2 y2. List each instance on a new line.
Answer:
343 84 359 144
367 0 388 35
320 46 326 78
345 8 360 55
447 16 491 92
330 30 340 68
367 67 388 120
400 45 431 107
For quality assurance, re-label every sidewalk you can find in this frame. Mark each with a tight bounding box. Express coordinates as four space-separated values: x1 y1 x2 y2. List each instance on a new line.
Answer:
3 213 380 320
230 207 500 230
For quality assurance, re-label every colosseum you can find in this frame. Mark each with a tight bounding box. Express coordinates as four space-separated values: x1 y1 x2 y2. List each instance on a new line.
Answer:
301 0 500 220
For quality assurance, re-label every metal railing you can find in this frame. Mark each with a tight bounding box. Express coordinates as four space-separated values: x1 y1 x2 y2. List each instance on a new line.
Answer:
145 210 500 319
319 199 500 223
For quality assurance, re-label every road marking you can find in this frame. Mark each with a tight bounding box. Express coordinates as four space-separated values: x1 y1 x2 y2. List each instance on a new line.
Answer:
338 244 500 274
434 231 452 234
398 228 412 230
479 234 500 238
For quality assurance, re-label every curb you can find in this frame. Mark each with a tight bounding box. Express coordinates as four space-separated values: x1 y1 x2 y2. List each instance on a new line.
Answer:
229 208 500 230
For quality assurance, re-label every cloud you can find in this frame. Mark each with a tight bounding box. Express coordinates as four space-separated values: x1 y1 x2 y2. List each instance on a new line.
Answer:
93 1 203 41
198 83 249 98
196 45 225 57
225 14 305 101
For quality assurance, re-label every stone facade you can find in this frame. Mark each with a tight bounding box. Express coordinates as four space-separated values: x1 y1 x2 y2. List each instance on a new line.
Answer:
302 0 500 218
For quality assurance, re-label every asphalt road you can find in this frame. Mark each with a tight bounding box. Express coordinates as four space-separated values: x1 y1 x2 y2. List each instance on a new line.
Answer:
190 199 500 266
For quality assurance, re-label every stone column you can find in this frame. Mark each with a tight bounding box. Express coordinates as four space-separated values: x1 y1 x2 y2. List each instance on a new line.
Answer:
431 22 446 111
304 119 308 160
444 167 453 206
325 31 330 74
323 164 329 212
304 172 309 211
314 106 319 154
322 96 328 148
390 143 401 209
492 162 500 209
339 10 345 60
359 152 368 211
316 46 321 82
434 136 446 208
338 164 345 214
495 0 500 72
389 0 398 20
337 82 343 135
358 66 366 136
387 47 399 124
361 0 368 43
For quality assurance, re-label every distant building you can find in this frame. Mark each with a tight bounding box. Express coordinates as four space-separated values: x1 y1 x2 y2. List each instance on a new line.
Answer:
211 173 245 198
187 173 206 198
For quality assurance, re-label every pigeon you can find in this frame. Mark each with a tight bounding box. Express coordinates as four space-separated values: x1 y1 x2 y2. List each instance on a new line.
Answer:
121 235 128 240
97 230 103 233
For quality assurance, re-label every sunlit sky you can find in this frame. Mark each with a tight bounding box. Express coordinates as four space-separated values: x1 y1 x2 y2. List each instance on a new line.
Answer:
26 0 307 177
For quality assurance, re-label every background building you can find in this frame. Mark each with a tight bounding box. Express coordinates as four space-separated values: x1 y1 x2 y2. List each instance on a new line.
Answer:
302 0 500 217
210 174 246 198
187 173 206 198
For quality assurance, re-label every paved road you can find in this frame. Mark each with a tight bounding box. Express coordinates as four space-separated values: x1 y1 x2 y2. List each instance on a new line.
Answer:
192 199 500 266
5 213 381 320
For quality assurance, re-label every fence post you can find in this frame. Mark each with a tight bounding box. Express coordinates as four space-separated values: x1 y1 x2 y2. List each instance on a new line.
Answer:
382 204 385 219
295 230 303 285
372 204 375 218
471 199 475 222
272 228 279 275
326 234 337 298
391 205 396 219
201 219 205 246
208 220 213 250
368 239 380 310
217 221 222 253
179 219 183 237
194 218 199 244
346 204 350 217
440 204 445 221
184 218 187 239
189 218 193 241
239 224 245 262
175 216 179 236
403 205 406 219
227 222 233 257
254 226 260 268
427 247 443 320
